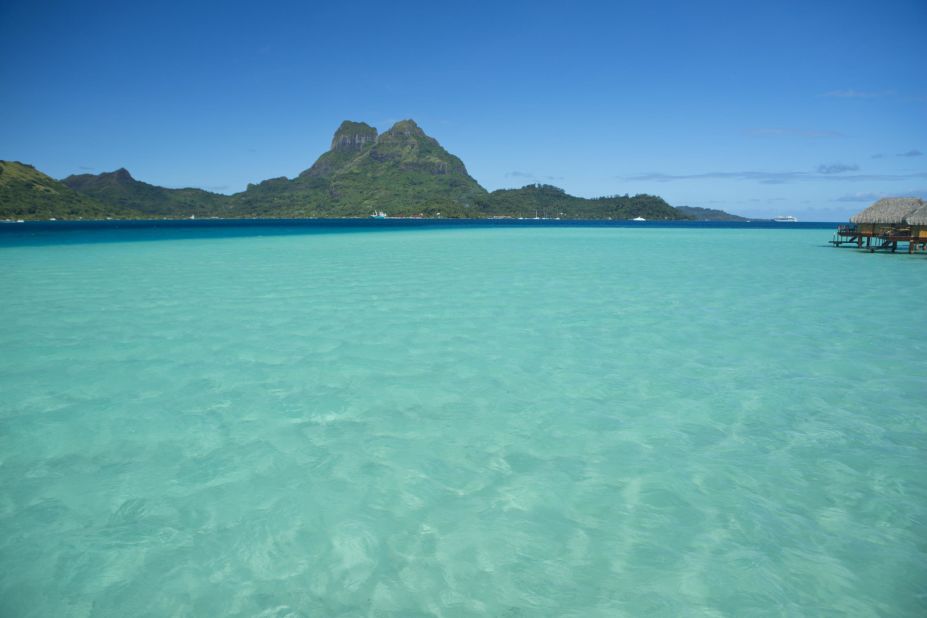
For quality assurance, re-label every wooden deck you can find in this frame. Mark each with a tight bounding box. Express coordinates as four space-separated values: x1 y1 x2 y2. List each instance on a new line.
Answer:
831 225 927 253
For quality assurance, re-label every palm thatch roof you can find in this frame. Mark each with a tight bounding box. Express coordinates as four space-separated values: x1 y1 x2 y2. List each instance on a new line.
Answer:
850 197 925 224
904 202 927 226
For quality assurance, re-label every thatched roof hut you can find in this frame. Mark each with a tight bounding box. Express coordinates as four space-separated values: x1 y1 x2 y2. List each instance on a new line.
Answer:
904 202 927 226
850 197 924 224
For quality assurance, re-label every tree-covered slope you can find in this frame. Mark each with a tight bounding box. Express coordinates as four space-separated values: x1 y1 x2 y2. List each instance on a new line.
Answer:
231 119 488 217
0 161 137 220
231 122 685 219
477 184 689 220
675 206 751 221
6 119 695 220
62 168 231 217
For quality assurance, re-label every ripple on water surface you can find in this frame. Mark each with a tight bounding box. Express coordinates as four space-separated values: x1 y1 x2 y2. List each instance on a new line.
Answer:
0 226 925 616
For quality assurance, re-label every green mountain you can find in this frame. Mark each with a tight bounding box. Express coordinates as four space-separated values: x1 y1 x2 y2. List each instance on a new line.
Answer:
232 119 487 217
3 119 694 220
0 161 136 220
477 184 683 220
62 168 230 217
675 206 751 221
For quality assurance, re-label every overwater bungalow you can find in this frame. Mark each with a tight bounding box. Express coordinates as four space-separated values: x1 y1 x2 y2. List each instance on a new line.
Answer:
906 203 927 248
833 197 927 253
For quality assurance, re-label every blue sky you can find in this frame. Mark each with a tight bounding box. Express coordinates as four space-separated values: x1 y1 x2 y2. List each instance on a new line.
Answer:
1 0 925 220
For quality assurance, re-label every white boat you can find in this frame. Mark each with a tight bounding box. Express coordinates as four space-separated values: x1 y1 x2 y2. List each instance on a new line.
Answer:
370 211 388 219
632 216 646 221
773 215 798 222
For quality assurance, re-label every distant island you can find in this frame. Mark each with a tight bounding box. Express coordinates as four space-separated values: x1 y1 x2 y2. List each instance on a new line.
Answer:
674 206 753 222
1 119 744 221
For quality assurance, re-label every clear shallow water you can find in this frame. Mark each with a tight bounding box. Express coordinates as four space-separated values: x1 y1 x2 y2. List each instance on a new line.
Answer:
0 224 924 616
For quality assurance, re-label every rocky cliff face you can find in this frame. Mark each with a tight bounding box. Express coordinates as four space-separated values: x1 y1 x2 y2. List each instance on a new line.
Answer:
300 121 378 179
329 121 378 152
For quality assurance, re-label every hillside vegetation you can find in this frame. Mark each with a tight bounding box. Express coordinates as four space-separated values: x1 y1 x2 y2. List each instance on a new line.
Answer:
675 206 752 221
0 161 137 220
231 120 488 218
3 120 700 220
476 184 680 220
62 168 229 217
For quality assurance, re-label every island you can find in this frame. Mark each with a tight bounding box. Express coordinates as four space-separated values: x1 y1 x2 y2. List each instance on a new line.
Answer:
2 120 741 222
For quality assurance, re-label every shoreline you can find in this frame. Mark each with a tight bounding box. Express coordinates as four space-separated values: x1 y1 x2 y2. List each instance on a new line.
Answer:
0 218 840 229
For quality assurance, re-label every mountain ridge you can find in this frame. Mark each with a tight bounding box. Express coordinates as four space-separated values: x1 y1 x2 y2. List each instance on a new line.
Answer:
62 167 230 218
3 119 731 221
675 206 752 222
0 161 138 220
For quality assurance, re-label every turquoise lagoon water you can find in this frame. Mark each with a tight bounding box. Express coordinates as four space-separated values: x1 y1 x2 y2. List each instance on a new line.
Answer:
0 223 925 616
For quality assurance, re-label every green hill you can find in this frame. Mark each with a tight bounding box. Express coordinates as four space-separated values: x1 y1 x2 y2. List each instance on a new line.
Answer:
232 119 488 217
62 168 231 218
0 161 137 220
478 184 685 220
675 206 751 221
4 119 694 220
230 121 687 219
